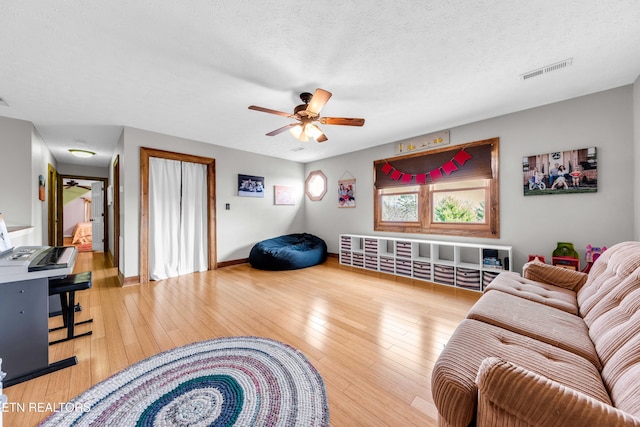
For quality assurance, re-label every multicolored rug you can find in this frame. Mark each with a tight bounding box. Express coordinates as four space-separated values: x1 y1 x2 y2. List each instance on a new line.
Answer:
39 336 329 426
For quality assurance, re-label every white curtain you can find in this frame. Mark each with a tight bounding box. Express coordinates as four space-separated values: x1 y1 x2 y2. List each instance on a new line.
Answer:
178 161 208 276
149 157 208 281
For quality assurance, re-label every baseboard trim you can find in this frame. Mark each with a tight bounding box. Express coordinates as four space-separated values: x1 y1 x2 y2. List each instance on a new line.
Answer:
120 254 329 280
122 275 141 286
217 258 249 268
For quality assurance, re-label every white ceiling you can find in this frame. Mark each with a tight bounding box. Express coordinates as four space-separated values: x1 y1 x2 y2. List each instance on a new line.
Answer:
1 1 639 168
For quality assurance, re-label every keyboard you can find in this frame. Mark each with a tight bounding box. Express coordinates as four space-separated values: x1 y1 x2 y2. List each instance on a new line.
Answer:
28 247 76 272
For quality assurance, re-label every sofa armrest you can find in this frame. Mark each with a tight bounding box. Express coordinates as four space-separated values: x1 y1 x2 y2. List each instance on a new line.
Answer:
522 261 588 291
476 357 640 427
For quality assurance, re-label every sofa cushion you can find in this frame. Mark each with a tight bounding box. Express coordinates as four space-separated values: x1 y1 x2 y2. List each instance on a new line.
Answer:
476 358 640 427
523 260 588 291
600 333 640 419
431 319 611 427
466 290 601 369
577 241 640 324
484 272 579 315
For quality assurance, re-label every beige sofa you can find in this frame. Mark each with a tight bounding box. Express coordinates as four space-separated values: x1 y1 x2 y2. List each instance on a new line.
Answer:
431 241 640 427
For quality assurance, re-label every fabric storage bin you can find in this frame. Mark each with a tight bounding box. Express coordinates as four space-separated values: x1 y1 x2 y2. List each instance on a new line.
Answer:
340 251 352 265
456 267 481 290
340 236 352 250
395 259 412 276
413 261 431 280
365 255 378 270
352 253 364 267
482 270 500 288
380 256 395 273
364 239 378 254
395 241 412 258
434 264 455 286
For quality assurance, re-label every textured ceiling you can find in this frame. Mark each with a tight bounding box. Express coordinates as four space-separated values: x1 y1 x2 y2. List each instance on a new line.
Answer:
1 1 639 167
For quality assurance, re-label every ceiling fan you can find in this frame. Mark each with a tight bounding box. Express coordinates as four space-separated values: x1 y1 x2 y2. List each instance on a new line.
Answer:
248 88 365 143
64 180 91 190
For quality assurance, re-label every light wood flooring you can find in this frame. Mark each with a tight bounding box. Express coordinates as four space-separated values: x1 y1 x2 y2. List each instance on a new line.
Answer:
3 252 480 426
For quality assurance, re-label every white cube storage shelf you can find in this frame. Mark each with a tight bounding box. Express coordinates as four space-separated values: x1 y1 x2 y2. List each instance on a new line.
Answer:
339 234 512 292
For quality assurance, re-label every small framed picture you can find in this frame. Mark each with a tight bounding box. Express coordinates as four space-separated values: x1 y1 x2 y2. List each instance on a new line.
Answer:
238 174 264 198
274 185 295 205
338 179 356 208
38 174 45 201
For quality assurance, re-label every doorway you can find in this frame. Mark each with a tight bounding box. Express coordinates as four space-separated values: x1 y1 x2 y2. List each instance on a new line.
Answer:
112 156 120 269
57 175 108 254
139 147 216 282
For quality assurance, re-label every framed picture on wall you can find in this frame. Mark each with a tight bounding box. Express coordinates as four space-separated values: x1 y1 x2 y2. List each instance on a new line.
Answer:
238 174 265 198
338 178 356 208
522 147 597 196
38 174 45 201
274 185 295 205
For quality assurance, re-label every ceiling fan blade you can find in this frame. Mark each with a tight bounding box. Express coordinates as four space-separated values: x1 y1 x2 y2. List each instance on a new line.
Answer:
320 117 365 126
248 105 293 118
306 89 332 116
316 133 328 143
266 123 298 136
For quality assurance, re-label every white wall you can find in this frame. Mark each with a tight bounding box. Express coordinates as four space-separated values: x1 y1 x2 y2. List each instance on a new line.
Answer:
0 117 55 247
634 75 640 241
304 86 635 272
120 127 306 279
0 117 33 228
31 128 57 245
107 130 124 266
56 163 109 178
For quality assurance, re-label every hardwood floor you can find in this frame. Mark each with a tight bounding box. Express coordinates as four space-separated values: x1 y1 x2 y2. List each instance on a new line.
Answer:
3 252 480 426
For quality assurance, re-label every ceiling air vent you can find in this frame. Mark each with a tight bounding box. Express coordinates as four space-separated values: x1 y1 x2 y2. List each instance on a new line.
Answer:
521 58 573 80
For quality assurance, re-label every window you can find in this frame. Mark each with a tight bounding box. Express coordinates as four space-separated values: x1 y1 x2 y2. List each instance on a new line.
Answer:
305 170 327 201
431 179 487 224
380 187 419 222
374 138 499 238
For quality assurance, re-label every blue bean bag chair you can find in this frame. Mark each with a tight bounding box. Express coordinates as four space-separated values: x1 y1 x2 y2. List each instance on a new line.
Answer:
249 233 328 270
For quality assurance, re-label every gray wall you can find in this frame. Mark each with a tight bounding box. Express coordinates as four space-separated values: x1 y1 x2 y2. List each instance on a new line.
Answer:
2 81 638 278
0 116 56 246
634 75 640 241
118 126 306 279
57 163 109 178
304 86 636 272
0 117 33 227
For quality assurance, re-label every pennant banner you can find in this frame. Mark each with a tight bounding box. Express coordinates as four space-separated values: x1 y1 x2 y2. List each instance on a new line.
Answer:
429 168 442 182
382 149 472 185
453 150 472 166
441 160 458 175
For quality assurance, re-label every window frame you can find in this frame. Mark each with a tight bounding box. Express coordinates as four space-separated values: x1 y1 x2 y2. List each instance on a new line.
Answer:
374 138 500 238
305 170 327 201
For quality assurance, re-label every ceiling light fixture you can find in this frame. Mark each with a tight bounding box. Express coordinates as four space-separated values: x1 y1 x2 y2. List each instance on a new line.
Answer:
69 149 96 158
289 121 324 142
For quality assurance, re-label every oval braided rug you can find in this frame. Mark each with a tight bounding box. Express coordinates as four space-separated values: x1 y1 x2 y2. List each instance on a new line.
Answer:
39 336 329 426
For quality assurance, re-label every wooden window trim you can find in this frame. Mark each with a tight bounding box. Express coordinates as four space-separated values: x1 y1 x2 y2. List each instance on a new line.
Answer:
374 137 500 238
305 170 327 201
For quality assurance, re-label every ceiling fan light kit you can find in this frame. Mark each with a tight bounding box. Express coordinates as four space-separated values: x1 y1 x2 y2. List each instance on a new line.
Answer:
249 88 365 143
69 149 96 158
